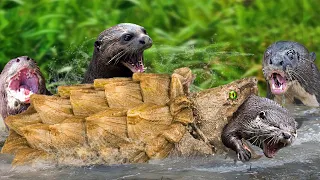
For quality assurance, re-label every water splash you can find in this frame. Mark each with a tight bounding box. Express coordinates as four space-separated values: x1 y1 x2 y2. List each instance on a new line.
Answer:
147 43 255 90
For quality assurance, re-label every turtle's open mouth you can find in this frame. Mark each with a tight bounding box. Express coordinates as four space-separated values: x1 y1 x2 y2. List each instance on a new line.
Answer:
8 68 40 103
269 72 288 95
121 53 146 73
262 137 287 158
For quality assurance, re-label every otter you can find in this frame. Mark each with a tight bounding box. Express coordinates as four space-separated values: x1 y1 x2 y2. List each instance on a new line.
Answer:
262 41 320 106
83 23 152 83
222 95 297 161
0 56 51 125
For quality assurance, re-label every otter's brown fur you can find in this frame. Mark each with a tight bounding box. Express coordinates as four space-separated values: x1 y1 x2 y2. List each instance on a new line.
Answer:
262 41 320 107
222 95 297 161
83 23 152 83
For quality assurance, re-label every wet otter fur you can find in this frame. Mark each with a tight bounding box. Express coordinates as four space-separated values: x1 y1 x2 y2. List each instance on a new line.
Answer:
222 95 297 161
262 41 320 106
83 23 152 83
0 56 51 124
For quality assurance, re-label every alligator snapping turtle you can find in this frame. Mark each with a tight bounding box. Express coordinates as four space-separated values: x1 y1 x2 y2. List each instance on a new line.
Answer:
1 67 258 166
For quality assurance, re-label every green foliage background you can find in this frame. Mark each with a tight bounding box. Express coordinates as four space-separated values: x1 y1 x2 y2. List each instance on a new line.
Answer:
1 0 320 95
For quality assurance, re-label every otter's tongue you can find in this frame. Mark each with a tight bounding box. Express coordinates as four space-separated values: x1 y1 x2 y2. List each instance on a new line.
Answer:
262 140 286 158
263 141 278 158
270 73 287 95
16 85 33 103
9 68 39 103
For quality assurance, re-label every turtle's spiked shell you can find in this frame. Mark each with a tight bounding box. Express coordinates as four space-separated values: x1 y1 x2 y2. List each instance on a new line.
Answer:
1 68 259 166
1 68 194 166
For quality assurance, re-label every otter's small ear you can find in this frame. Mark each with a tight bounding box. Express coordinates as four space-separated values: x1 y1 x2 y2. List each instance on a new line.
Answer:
259 111 266 119
94 40 103 51
310 52 316 62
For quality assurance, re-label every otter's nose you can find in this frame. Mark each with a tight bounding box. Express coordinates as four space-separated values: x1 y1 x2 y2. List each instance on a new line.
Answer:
139 39 145 44
269 57 283 66
270 57 289 71
139 36 152 48
282 132 291 140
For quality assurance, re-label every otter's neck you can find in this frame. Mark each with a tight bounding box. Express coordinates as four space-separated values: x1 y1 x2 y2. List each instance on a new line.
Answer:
83 53 133 83
276 80 320 107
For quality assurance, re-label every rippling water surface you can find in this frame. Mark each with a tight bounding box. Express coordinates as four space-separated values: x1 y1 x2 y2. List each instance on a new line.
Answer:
1 106 320 180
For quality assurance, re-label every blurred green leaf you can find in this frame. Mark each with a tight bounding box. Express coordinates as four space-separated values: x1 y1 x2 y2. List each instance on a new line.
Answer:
118 0 140 9
22 30 60 38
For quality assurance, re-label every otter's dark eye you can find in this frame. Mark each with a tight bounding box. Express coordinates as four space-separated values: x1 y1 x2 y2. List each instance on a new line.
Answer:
16 58 20 62
94 40 102 51
123 34 133 41
142 28 147 34
229 90 237 100
259 111 266 119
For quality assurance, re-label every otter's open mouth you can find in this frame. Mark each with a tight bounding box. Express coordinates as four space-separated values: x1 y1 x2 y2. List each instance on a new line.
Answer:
121 53 146 73
8 68 40 103
262 137 287 158
269 72 288 95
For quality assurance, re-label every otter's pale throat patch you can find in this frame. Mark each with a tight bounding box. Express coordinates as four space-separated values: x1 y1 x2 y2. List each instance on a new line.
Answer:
273 80 319 107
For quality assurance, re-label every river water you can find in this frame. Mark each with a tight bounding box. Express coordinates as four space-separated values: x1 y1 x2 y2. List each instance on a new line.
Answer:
0 105 320 180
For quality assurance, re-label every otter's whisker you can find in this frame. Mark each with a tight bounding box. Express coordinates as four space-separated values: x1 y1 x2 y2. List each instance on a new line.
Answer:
113 51 128 65
290 71 308 85
108 50 125 65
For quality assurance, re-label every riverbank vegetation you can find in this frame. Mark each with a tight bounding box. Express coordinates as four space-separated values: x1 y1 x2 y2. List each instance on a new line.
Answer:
1 0 320 95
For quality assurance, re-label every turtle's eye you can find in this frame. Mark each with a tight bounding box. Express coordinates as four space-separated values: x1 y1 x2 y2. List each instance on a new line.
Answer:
229 90 237 100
